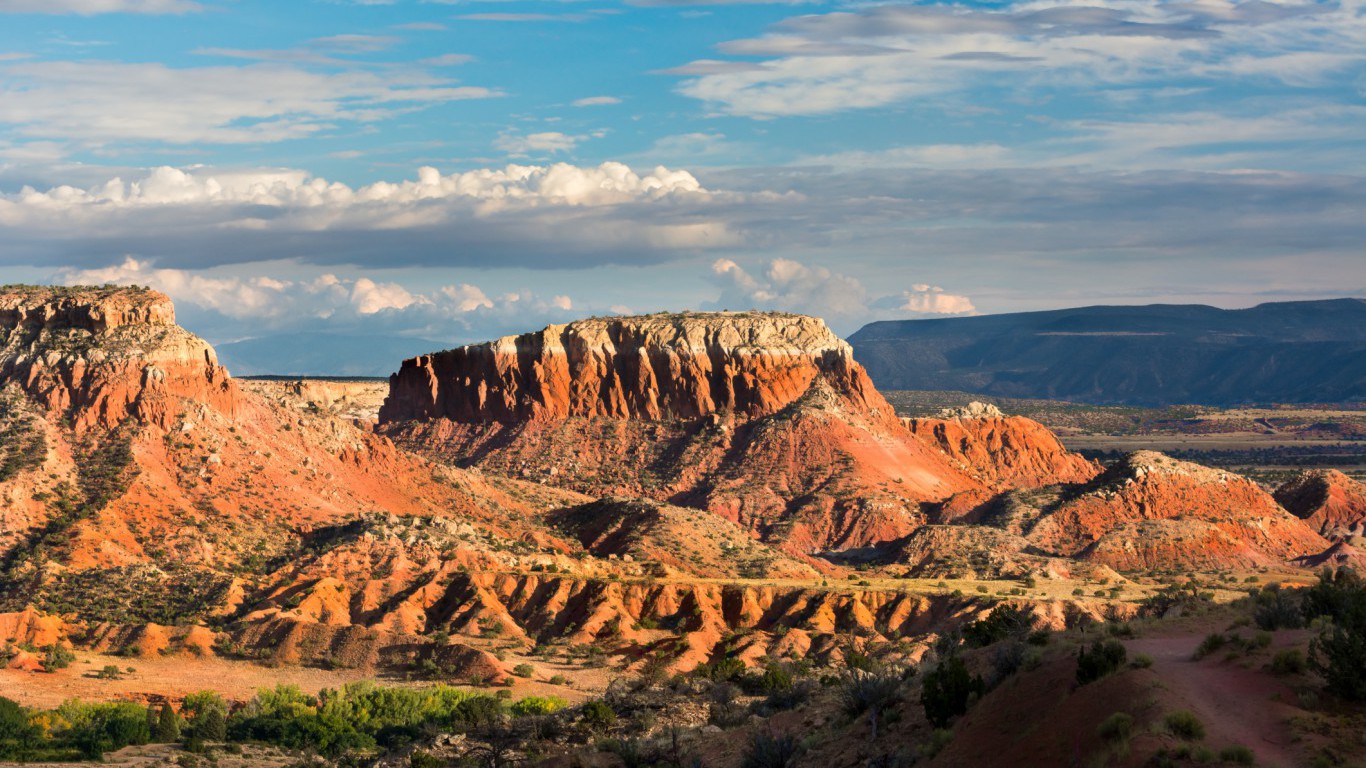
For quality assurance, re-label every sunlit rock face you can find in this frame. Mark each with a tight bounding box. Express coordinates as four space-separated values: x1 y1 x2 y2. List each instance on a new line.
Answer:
0 286 238 432
380 312 882 424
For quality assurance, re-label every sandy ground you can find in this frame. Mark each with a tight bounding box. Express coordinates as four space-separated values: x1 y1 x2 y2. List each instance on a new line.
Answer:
0 650 384 708
1127 632 1308 768
0 743 301 768
1 644 609 709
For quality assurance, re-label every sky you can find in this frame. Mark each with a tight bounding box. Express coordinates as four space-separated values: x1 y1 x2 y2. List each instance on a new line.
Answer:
0 0 1363 372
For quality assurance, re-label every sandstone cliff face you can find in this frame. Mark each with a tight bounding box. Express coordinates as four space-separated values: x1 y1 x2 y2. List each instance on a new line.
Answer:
380 313 883 424
1027 451 1328 570
1274 469 1366 539
0 286 238 432
380 315 1134 555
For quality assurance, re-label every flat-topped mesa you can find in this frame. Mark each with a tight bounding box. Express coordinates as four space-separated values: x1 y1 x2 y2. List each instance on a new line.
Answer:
0 285 238 432
0 285 177 333
380 312 883 425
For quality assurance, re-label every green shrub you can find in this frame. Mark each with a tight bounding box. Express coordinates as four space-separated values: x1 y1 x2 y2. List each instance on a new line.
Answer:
1130 653 1154 669
181 691 228 742
1076 639 1127 684
759 662 794 694
512 663 535 678
741 731 802 768
58 700 152 759
1193 633 1227 660
580 700 617 732
921 656 984 728
1304 569 1366 701
919 728 953 759
1164 710 1205 740
841 670 901 719
1253 584 1304 631
1097 712 1133 743
1270 649 1306 675
409 750 442 768
704 657 747 682
153 703 182 743
1220 745 1255 765
509 696 567 717
42 644 75 671
963 604 1035 648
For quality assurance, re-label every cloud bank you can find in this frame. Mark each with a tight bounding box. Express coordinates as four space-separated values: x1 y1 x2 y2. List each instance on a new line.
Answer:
0 162 743 269
674 0 1365 118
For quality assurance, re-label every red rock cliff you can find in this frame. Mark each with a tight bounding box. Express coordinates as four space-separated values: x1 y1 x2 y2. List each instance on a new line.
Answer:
0 286 238 431
1274 469 1366 539
905 402 1101 488
1028 451 1328 570
380 312 885 424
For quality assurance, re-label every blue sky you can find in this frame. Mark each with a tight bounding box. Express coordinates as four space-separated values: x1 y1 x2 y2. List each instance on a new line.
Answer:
0 0 1363 372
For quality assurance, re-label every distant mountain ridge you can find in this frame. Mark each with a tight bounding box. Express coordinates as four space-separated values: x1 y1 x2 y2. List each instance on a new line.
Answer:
848 299 1366 405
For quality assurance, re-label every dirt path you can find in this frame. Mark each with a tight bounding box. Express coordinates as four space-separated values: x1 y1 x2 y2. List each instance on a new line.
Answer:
1127 635 1304 768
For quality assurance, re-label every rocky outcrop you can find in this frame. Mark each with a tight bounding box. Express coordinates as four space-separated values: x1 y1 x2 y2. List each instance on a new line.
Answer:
380 313 882 424
0 286 176 333
1027 452 1328 570
547 497 820 579
1274 469 1366 539
0 286 238 431
245 568 1122 673
905 403 1101 489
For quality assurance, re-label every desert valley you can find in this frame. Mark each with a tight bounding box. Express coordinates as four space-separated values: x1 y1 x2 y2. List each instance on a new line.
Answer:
0 285 1363 768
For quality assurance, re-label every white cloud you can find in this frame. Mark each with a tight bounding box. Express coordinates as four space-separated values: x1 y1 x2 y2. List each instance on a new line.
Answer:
59 257 301 319
56 257 578 339
351 277 422 314
802 143 1010 169
572 96 622 107
0 162 741 269
0 0 200 14
674 0 1366 118
494 131 583 156
894 285 976 315
0 60 497 147
440 284 494 312
706 257 975 330
423 53 474 66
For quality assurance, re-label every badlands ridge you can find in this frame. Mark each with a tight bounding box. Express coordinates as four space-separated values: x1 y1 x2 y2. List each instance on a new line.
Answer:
0 286 1361 685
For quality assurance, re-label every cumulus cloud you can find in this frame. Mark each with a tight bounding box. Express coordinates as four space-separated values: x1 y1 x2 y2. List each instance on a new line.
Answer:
56 257 580 343
5 161 1364 309
0 162 743 270
705 257 975 331
673 0 1365 118
884 285 976 315
0 0 200 14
